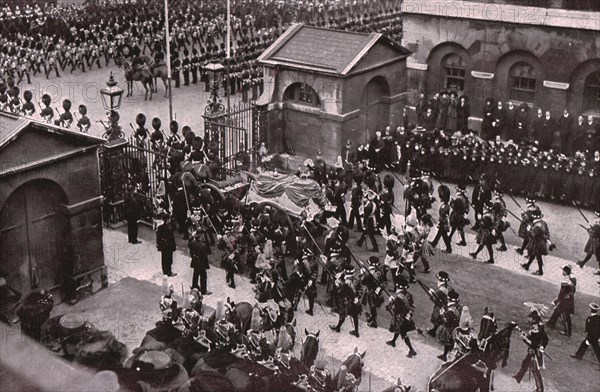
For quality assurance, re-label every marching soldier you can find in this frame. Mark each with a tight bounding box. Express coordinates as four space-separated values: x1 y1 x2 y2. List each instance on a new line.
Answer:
182 49 190 86
571 302 600 362
436 290 461 361
360 256 386 328
448 183 470 246
430 184 452 253
356 190 379 252
516 195 539 255
329 265 362 338
384 231 402 288
427 271 453 337
521 209 554 276
347 181 363 232
547 265 577 336
471 173 492 229
385 276 417 358
491 188 509 251
172 50 181 88
577 209 600 272
304 254 319 316
513 310 549 392
217 220 240 289
470 202 496 264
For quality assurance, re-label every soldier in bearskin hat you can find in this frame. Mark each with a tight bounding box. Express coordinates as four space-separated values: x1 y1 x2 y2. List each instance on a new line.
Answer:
436 289 461 361
521 208 554 275
359 256 386 328
430 184 452 253
76 104 90 133
427 271 453 337
385 276 417 358
329 265 362 338
471 173 492 229
469 202 496 264
577 209 600 272
516 195 539 255
448 182 470 246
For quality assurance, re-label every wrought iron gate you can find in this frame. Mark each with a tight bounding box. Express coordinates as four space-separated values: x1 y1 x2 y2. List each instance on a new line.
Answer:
99 137 168 226
203 101 264 177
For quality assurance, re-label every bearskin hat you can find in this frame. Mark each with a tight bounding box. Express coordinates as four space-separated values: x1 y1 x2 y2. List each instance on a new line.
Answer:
437 184 450 203
135 113 146 127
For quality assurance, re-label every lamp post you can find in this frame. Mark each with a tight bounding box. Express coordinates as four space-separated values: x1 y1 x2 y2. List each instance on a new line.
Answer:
100 72 125 142
204 62 225 115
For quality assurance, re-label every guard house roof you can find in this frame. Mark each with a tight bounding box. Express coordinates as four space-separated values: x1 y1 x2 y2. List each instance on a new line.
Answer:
258 24 411 75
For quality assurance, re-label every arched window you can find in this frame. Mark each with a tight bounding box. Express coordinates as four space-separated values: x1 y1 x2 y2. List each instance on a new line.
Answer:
283 83 321 107
583 70 600 114
509 61 537 103
443 54 466 91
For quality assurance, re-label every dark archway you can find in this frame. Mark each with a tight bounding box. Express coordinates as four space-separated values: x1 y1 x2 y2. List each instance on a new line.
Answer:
0 180 70 295
361 76 391 143
569 59 600 116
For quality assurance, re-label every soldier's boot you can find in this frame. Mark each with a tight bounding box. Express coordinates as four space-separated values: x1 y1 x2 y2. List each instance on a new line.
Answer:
306 298 314 316
427 324 439 337
437 344 451 361
457 231 467 246
349 317 359 338
386 333 399 347
404 337 417 358
329 316 344 333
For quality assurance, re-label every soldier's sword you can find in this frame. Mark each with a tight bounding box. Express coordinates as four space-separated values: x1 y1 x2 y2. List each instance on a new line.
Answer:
572 202 590 224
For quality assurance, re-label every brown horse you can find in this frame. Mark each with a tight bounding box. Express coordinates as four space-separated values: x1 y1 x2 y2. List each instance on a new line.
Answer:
115 56 154 101
140 54 169 97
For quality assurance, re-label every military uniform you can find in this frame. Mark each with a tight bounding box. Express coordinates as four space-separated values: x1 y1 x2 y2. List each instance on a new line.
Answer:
360 256 386 328
427 271 453 337
449 185 469 245
436 290 461 361
329 266 362 338
571 303 600 362
513 311 549 392
547 266 577 336
521 210 552 275
385 276 417 357
189 230 211 295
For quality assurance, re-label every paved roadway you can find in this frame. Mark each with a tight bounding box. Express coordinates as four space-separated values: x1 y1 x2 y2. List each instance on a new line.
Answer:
52 223 596 392
18 58 600 391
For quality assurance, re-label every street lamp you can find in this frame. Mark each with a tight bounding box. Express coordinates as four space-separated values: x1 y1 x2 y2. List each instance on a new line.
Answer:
100 72 125 142
204 62 225 115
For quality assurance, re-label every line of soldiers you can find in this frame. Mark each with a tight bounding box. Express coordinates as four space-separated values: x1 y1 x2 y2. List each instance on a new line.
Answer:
354 125 599 209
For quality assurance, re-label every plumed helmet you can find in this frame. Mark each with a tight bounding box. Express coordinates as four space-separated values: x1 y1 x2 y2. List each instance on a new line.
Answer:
135 113 146 127
152 117 162 131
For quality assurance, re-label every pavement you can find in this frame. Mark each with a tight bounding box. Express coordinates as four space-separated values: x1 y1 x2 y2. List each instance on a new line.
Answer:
83 222 599 392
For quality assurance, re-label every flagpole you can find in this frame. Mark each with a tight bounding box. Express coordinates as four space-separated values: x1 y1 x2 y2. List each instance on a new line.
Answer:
165 0 173 124
226 0 231 114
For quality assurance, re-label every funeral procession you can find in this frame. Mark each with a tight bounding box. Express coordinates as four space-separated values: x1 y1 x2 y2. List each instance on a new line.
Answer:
0 0 599 391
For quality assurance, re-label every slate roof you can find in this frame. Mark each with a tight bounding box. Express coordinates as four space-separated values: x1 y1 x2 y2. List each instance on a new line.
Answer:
258 24 410 75
0 111 105 150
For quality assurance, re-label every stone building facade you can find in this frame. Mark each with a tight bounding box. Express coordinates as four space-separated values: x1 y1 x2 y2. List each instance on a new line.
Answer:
0 113 106 302
258 24 410 161
401 0 600 129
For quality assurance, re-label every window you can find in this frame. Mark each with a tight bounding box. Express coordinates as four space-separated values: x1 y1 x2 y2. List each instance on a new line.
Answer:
443 54 466 91
509 62 537 103
283 83 321 107
583 71 600 114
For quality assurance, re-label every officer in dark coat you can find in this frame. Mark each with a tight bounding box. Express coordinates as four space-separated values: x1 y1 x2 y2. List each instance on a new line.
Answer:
471 173 492 230
356 190 379 252
156 213 177 277
577 209 600 269
123 185 142 244
547 265 577 336
385 276 417 358
189 229 211 295
470 202 496 264
427 271 453 337
437 290 461 361
347 181 363 232
360 256 386 328
571 302 600 362
449 183 469 246
513 310 549 391
430 184 452 253
521 209 553 275
329 265 362 338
